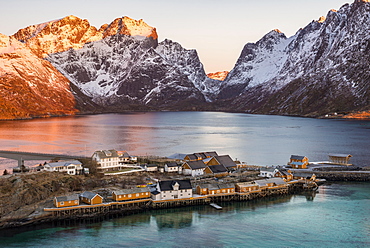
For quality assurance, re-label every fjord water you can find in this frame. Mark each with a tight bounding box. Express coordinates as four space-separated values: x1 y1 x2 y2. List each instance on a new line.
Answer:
0 112 370 171
0 112 370 247
0 182 369 247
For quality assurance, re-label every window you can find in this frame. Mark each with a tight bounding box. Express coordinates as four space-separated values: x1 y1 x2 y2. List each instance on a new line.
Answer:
136 193 139 197
60 202 64 205
128 194 132 197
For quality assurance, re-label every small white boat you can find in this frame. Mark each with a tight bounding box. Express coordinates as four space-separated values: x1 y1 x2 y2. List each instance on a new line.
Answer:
210 203 222 210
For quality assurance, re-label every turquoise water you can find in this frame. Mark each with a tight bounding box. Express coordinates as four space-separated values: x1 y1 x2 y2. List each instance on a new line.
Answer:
1 182 369 247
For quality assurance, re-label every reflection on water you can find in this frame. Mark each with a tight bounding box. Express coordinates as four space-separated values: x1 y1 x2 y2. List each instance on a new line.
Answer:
1 112 370 173
1 183 369 247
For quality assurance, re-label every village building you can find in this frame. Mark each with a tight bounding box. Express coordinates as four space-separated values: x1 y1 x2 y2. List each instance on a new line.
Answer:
274 168 293 181
328 154 352 166
288 155 309 169
207 155 237 171
235 182 259 193
117 151 138 163
196 183 235 195
144 164 158 172
182 160 206 177
151 179 193 201
254 178 287 189
164 162 182 173
184 151 218 161
259 167 277 178
79 191 103 205
204 164 228 177
112 187 151 201
54 194 79 208
43 160 83 175
92 150 120 171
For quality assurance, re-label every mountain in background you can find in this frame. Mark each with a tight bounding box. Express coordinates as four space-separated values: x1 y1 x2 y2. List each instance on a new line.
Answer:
220 0 370 116
1 0 370 119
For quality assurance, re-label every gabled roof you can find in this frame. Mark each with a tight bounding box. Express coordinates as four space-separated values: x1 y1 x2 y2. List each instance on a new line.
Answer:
159 180 192 191
218 183 235 189
185 160 206 170
185 154 198 160
146 164 158 167
290 155 306 160
207 164 228 173
93 150 119 159
80 191 101 200
260 167 276 173
118 151 130 157
46 160 82 168
166 162 180 167
213 155 237 168
113 187 150 195
55 194 79 202
328 154 352 158
204 151 218 157
255 178 286 187
198 183 219 191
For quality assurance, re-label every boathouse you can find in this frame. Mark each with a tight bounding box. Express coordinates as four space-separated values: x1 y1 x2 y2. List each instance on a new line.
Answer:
54 194 79 208
328 154 352 166
288 155 309 169
235 182 259 193
112 187 151 201
144 164 158 172
259 167 277 178
79 191 103 205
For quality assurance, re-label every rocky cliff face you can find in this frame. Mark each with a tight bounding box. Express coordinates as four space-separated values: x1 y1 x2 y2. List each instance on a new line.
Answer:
1 0 370 119
0 34 77 120
222 0 370 116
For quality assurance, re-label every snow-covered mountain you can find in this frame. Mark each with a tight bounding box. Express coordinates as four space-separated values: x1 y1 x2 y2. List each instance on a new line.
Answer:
221 0 370 116
11 15 219 111
1 0 370 119
0 33 77 120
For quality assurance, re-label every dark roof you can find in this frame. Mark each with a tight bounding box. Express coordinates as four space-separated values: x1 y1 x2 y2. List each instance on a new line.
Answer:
213 155 237 168
185 154 198 160
204 151 218 157
194 153 207 159
207 164 227 173
146 164 158 167
55 194 79 202
159 180 192 191
290 155 306 160
185 160 206 170
166 162 179 167
80 191 101 200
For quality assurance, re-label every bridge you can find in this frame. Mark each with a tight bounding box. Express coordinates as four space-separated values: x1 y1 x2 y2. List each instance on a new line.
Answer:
0 150 90 171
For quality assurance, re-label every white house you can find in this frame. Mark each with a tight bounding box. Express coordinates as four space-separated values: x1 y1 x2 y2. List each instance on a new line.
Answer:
43 160 83 175
259 167 278 178
151 179 193 201
144 164 158 172
182 160 206 177
164 162 182 173
92 150 120 171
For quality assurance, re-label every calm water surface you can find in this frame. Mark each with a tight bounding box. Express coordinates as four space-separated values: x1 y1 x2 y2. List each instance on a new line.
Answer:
0 112 370 171
0 182 369 247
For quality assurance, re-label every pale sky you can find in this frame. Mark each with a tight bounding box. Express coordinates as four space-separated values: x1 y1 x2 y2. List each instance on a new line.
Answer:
1 0 350 73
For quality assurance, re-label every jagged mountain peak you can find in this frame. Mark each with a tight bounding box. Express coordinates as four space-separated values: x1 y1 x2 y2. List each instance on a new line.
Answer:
100 16 158 40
